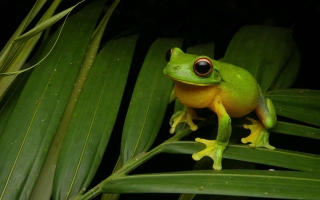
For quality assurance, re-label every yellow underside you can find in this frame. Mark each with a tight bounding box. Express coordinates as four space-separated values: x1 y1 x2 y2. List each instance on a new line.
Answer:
174 81 259 118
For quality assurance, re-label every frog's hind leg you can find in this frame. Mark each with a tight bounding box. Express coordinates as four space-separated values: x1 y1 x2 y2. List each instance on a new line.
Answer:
241 88 276 150
255 88 277 129
241 117 275 149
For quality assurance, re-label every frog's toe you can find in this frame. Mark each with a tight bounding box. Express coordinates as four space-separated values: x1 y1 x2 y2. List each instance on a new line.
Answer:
192 138 216 161
169 127 176 134
189 123 198 131
169 111 184 126
242 117 275 150
192 138 226 170
169 111 186 134
169 108 199 134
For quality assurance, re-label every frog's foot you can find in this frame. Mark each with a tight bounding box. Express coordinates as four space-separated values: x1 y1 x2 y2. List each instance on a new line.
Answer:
241 117 275 150
192 138 227 171
169 107 205 134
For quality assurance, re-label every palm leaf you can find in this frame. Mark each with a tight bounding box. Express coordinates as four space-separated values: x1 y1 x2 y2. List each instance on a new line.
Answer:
0 1 106 199
120 38 182 165
100 170 320 199
266 89 320 126
53 35 138 199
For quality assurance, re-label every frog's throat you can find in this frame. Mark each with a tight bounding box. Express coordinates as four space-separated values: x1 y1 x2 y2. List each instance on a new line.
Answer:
166 75 212 86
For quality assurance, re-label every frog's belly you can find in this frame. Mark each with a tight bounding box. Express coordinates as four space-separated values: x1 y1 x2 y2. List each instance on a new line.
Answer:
174 82 259 118
218 82 260 117
174 82 219 108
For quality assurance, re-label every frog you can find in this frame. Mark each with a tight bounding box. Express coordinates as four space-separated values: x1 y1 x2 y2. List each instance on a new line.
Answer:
163 47 277 170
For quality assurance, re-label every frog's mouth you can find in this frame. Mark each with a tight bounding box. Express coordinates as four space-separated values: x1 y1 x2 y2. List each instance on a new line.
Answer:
165 75 211 86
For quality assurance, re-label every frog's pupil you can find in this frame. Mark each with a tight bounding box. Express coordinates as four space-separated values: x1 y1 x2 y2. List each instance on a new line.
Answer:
194 60 212 76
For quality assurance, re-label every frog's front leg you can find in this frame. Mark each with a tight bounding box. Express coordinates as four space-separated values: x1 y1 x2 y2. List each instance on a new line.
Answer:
241 88 276 149
192 96 231 170
169 106 204 134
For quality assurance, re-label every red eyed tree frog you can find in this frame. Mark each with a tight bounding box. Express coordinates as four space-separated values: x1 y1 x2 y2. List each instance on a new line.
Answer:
163 47 277 170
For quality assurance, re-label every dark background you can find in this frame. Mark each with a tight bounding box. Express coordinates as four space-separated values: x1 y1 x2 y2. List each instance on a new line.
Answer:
1 0 319 89
1 0 320 199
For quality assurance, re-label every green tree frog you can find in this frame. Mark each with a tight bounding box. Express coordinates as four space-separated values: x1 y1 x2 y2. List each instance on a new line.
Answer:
163 47 277 170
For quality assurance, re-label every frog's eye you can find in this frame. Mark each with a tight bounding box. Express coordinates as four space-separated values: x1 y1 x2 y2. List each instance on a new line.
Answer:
193 58 213 77
165 49 173 62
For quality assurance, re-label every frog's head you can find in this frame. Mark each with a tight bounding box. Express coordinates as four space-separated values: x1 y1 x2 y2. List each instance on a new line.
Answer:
163 47 221 86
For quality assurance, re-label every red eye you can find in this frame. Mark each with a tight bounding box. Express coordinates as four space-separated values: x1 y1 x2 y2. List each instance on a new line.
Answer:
193 58 213 77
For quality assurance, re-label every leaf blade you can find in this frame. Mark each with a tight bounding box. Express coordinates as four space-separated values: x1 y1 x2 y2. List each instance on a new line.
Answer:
53 35 138 199
266 89 320 127
120 38 182 164
29 0 109 199
101 170 320 199
161 141 320 172
272 121 320 140
223 25 297 92
0 1 104 199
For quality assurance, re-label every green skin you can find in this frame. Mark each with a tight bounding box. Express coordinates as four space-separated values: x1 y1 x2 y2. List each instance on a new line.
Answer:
163 47 276 170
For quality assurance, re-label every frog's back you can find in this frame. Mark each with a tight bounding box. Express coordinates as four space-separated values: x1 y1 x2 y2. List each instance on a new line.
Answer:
215 62 259 117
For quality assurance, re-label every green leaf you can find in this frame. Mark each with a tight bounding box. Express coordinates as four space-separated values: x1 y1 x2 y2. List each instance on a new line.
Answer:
0 0 47 69
266 89 320 127
223 25 297 92
0 72 30 136
161 141 320 172
101 170 320 199
52 35 138 200
272 121 320 140
0 1 103 199
271 44 300 90
0 0 66 102
186 42 215 58
79 115 320 199
120 38 182 164
29 0 111 199
1 0 83 72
